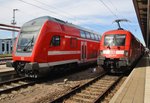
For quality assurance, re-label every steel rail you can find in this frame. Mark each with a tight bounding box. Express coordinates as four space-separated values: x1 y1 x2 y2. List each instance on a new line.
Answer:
0 77 36 94
50 72 107 103
0 57 12 65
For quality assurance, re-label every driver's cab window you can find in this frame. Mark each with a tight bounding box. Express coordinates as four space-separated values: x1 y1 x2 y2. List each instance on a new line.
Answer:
50 35 60 46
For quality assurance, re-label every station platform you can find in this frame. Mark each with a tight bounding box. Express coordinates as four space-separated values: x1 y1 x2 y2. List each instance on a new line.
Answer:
0 64 14 76
110 54 150 103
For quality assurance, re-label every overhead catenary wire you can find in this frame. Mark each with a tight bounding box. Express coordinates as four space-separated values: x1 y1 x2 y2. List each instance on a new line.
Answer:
18 0 105 33
98 0 118 19
18 0 72 21
107 0 134 30
107 0 118 13
32 0 77 21
97 0 134 31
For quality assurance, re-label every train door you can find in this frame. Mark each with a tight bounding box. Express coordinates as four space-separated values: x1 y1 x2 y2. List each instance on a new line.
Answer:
81 41 87 62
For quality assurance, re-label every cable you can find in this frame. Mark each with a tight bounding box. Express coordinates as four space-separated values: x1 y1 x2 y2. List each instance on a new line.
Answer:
98 0 134 30
18 0 70 20
98 0 118 19
107 0 118 13
32 0 77 21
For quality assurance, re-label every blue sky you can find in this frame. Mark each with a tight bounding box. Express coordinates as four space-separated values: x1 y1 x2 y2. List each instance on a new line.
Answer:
0 0 145 45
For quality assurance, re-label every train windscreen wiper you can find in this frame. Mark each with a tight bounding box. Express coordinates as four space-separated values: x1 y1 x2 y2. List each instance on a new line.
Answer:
23 36 34 51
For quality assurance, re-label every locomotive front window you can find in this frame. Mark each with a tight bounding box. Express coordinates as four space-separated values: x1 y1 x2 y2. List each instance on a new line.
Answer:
50 35 61 46
17 17 48 52
104 34 126 46
17 26 41 52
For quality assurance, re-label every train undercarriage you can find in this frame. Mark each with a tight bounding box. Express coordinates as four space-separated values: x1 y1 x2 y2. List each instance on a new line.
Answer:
6 61 79 78
97 57 130 73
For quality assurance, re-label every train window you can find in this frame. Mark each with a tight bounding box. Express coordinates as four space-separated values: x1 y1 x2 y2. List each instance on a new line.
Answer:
80 31 86 38
2 43 4 52
104 34 126 46
115 35 126 46
85 32 91 39
95 35 99 41
90 33 95 40
70 38 77 48
50 35 61 46
97 35 100 41
94 34 97 40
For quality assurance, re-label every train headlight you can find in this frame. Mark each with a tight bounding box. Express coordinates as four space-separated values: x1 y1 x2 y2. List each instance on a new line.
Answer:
124 51 128 56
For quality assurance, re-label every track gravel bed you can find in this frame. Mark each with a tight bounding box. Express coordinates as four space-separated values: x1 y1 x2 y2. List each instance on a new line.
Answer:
0 67 104 103
101 76 127 103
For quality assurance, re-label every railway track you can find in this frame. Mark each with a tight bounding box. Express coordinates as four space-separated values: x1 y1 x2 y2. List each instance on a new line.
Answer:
51 72 123 103
0 77 36 94
0 57 12 65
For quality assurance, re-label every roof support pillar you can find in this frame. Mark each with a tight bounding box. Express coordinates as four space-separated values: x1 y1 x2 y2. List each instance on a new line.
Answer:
147 0 150 48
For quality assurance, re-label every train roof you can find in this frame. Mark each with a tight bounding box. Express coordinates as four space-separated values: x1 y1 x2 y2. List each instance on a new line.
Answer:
103 29 131 34
103 29 143 44
23 16 100 36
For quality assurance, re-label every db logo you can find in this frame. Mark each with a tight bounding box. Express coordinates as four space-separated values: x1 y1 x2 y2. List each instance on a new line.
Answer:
21 57 24 60
110 50 116 54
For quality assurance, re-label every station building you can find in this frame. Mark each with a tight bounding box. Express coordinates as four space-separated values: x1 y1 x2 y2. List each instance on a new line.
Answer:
0 38 16 54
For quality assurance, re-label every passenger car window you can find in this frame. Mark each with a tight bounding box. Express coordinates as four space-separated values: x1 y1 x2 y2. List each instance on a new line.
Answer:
97 35 100 41
91 33 95 40
50 35 60 46
80 31 86 38
85 32 91 39
94 34 97 40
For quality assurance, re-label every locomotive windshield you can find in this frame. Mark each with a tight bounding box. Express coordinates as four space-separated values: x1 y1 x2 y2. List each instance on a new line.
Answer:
16 17 49 52
104 34 126 46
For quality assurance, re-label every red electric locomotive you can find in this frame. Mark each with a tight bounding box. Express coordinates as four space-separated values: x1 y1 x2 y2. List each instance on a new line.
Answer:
7 16 101 78
97 19 144 73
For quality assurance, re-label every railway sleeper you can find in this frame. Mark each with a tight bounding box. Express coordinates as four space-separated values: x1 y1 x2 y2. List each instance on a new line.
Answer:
3 85 13 89
64 99 79 103
85 87 103 92
95 81 114 86
90 85 112 90
92 83 112 88
11 83 21 86
81 90 101 96
96 80 112 83
70 96 93 103
83 89 103 95
18 81 28 84
0 88 4 91
90 85 105 89
102 76 118 79
75 92 97 99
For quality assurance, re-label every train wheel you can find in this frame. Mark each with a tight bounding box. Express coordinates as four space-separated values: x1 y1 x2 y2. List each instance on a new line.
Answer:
14 62 26 76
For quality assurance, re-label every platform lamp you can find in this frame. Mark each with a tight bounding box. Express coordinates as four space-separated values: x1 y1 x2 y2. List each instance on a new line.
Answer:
11 9 18 52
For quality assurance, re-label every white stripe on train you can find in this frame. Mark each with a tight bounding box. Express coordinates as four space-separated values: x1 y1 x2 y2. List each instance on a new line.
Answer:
48 51 81 55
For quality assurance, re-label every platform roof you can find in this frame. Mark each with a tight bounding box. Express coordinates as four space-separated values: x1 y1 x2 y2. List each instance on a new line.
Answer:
133 0 150 49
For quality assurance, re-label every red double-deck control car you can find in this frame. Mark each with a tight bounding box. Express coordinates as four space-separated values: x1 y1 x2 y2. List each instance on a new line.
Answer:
7 16 101 78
